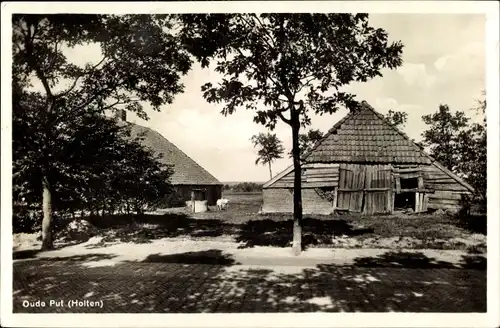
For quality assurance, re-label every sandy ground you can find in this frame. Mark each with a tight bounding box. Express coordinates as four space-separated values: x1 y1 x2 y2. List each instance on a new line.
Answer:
14 235 476 270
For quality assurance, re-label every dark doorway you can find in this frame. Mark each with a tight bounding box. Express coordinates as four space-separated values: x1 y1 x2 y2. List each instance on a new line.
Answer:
395 177 418 211
394 192 416 211
400 177 418 189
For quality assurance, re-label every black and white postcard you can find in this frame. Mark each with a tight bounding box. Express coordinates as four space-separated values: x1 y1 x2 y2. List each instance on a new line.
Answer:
1 1 499 328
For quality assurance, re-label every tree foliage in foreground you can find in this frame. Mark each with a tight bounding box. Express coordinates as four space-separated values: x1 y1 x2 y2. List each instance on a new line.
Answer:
12 14 197 248
13 85 174 232
251 132 285 179
188 13 404 254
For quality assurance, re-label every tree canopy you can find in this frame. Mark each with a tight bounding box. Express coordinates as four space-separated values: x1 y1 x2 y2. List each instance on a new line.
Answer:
190 13 404 254
13 86 174 232
12 14 200 248
251 132 285 179
421 98 486 211
287 129 325 160
197 14 403 130
385 109 408 129
421 104 470 172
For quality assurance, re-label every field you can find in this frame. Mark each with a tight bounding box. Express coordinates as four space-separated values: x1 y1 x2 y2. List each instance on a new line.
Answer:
13 191 486 253
207 191 486 251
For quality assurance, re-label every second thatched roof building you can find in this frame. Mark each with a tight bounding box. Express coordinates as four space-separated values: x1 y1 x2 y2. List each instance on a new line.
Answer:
261 101 474 215
116 110 223 207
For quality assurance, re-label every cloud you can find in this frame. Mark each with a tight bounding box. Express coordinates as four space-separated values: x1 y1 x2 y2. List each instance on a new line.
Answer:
397 63 437 89
434 55 455 71
433 41 484 77
375 97 399 112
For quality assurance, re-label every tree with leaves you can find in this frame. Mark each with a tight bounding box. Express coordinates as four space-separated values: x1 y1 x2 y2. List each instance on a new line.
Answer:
385 109 408 129
13 84 174 231
288 128 324 160
191 13 404 254
12 14 196 249
421 104 470 172
251 132 285 179
456 96 487 211
421 98 486 212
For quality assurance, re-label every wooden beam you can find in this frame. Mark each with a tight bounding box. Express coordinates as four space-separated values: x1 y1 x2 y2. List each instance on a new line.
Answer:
305 182 339 188
391 190 395 212
423 193 428 211
428 198 461 205
399 172 422 179
307 163 340 169
365 187 391 192
306 178 339 183
415 192 420 212
399 188 434 193
418 176 424 189
332 187 338 210
427 203 461 210
394 167 422 173
430 184 469 192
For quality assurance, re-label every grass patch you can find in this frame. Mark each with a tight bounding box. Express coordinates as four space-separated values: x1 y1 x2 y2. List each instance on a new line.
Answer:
15 192 485 252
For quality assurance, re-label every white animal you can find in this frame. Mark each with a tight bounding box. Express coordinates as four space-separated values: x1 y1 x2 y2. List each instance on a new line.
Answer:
216 198 229 211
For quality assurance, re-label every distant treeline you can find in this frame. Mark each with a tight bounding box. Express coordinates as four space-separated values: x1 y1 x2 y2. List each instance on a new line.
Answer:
223 182 263 192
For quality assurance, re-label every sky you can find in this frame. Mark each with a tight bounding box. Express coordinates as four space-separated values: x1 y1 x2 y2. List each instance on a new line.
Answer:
48 14 486 183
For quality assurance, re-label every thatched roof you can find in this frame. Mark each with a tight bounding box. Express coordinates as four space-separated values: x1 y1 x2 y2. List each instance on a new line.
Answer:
127 123 222 186
263 101 474 192
304 101 432 164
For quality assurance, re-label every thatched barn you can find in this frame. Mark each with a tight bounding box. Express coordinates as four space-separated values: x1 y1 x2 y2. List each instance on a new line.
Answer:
262 101 474 215
116 110 223 206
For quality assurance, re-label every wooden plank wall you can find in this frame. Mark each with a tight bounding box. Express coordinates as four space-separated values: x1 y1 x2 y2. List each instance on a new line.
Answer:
364 164 392 215
337 163 365 212
421 164 470 210
268 162 471 212
270 163 340 188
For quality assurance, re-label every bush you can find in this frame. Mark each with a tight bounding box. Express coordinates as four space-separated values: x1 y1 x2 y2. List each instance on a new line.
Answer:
12 204 40 233
456 195 486 235
231 182 263 192
164 192 186 208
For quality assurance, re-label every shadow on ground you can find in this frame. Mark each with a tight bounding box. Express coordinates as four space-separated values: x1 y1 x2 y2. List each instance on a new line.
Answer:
14 252 118 262
13 248 486 313
352 251 486 270
83 213 236 246
40 211 485 254
68 213 375 250
456 213 487 235
141 250 239 266
13 249 41 260
235 217 373 249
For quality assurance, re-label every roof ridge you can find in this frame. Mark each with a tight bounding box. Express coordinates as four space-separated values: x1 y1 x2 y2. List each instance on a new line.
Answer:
360 102 474 191
359 101 425 153
302 100 473 192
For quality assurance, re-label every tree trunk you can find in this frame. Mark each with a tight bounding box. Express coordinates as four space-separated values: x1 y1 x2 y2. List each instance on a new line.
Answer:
291 120 303 256
268 162 273 179
41 176 54 250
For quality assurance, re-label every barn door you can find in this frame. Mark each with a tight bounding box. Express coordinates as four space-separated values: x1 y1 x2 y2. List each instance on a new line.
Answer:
337 164 365 212
364 165 393 215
